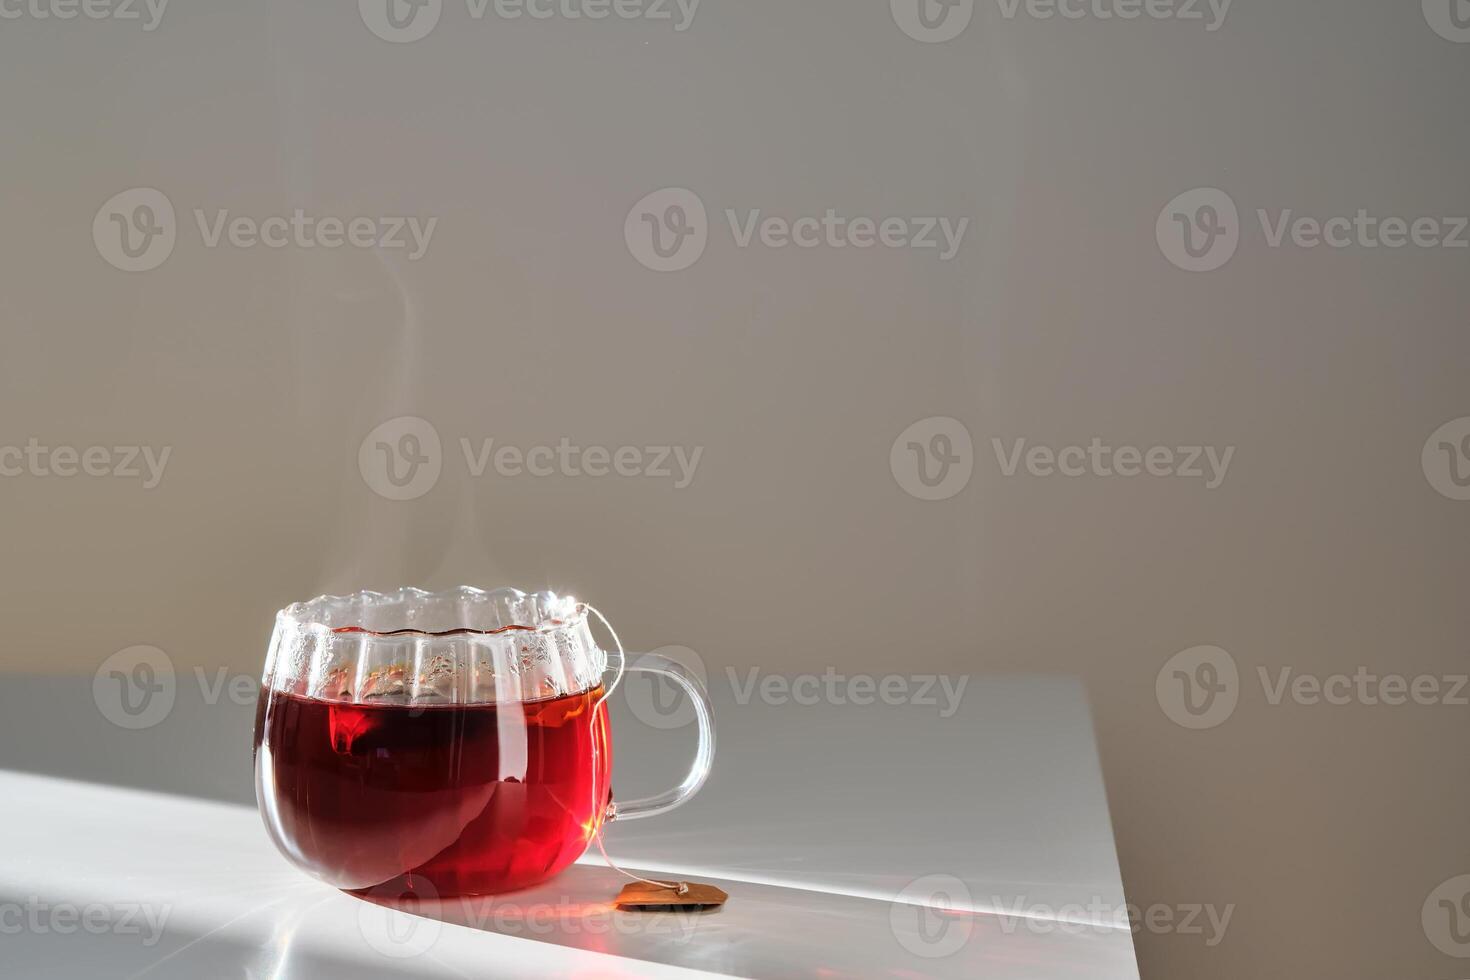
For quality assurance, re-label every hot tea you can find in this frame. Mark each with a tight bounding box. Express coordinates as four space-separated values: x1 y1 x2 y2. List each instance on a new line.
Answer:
254 685 611 896
254 588 713 897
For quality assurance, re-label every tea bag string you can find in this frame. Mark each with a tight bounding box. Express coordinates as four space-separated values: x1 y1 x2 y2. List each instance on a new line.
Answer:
579 602 690 897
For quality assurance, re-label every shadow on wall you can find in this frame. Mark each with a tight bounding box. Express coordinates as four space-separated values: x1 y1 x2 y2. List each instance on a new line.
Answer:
0 674 258 806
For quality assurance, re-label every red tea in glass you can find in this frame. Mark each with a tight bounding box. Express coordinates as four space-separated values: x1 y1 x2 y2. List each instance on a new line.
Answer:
253 588 714 897
255 686 611 896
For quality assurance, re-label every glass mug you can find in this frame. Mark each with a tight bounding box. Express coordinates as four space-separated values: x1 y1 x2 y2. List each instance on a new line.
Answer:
253 587 714 896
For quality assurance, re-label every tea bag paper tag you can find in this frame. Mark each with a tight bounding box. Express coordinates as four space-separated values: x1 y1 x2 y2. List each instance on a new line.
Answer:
614 881 727 911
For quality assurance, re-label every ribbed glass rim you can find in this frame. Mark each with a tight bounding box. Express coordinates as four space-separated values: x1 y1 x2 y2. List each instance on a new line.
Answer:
273 586 587 638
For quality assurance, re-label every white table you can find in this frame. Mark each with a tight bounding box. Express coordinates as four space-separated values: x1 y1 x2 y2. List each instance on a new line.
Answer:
0 674 1139 978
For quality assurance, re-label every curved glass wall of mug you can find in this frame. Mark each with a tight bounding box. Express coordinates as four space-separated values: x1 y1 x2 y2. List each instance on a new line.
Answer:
254 587 613 895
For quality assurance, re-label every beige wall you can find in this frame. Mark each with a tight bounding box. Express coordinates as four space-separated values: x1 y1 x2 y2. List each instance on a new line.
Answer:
3 2 1468 977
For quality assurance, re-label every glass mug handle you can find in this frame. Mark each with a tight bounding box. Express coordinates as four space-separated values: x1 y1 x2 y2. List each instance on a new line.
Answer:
603 650 716 822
